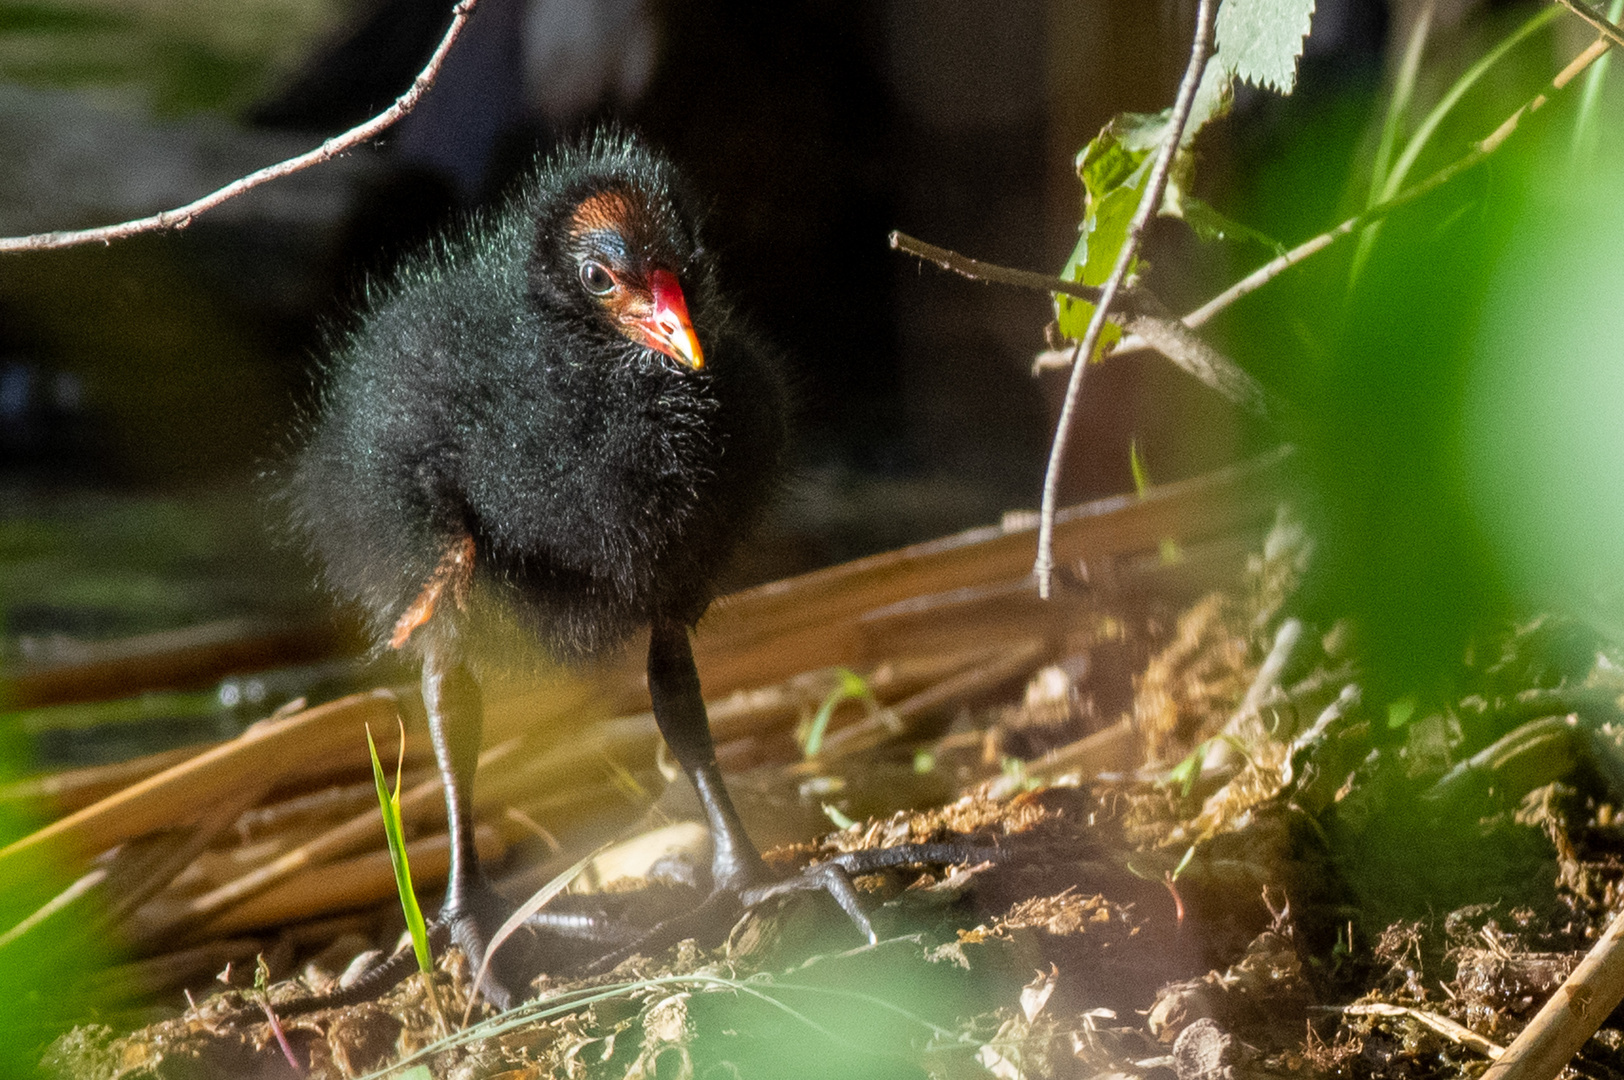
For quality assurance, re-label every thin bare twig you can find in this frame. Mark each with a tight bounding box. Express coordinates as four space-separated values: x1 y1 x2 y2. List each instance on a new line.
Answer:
892 231 1275 418
1177 17 1614 330
1035 0 1218 599
890 232 1108 307
0 0 480 253
1559 0 1624 49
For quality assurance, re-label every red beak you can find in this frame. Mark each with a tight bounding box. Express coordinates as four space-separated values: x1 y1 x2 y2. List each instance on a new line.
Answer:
637 269 705 370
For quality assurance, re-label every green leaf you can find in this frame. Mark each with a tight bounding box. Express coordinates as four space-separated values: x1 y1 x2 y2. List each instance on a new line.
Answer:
368 724 433 977
396 1067 434 1080
1054 97 1231 351
1166 741 1207 797
1386 696 1418 730
1056 235 1121 348
1056 127 1152 349
1214 0 1315 94
1171 844 1197 881
1078 122 1155 202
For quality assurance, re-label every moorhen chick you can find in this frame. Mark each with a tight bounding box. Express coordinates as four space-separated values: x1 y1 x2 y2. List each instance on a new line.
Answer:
288 129 973 1008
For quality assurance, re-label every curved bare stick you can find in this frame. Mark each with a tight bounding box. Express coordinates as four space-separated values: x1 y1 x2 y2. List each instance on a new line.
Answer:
0 0 480 254
1034 0 1218 599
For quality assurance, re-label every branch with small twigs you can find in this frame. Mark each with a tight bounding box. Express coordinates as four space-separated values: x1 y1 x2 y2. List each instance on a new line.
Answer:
0 0 480 253
1033 0 1219 599
889 232 1112 309
1168 8 1617 332
889 231 1273 421
895 0 1617 608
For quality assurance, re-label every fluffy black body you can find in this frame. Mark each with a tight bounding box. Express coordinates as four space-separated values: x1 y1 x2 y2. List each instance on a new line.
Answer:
291 133 787 664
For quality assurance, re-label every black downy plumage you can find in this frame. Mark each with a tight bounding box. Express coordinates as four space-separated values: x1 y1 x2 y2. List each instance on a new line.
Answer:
292 130 787 666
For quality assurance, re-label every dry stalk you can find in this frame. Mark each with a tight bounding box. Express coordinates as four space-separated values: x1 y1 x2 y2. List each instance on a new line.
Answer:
1479 903 1624 1080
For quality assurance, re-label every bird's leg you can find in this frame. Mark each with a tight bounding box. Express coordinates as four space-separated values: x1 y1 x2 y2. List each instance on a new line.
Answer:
249 645 518 1017
647 616 767 891
416 642 543 1009
573 619 876 974
421 645 489 933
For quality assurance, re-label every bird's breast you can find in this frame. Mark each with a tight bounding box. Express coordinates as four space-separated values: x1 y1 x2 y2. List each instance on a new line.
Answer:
458 358 725 589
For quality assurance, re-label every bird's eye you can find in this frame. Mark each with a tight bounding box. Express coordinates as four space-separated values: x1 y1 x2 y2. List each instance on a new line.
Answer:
579 260 616 295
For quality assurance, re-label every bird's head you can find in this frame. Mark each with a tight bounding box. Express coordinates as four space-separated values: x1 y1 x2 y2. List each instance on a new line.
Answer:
526 137 711 372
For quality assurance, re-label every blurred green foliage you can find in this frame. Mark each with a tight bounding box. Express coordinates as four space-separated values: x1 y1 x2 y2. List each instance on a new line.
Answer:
0 0 347 115
1187 7 1624 707
0 724 125 1078
0 485 311 658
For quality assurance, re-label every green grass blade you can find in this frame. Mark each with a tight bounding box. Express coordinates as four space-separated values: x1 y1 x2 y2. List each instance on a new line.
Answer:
1572 0 1624 162
1370 3 1434 206
1382 6 1561 204
368 724 433 976
1354 5 1560 283
1129 439 1151 497
801 668 874 758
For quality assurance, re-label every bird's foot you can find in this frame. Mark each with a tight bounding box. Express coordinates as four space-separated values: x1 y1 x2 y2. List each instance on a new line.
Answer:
261 877 528 1018
578 841 1002 976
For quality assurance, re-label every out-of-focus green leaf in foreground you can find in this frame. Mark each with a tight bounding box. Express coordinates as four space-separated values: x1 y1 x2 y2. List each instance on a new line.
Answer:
1299 101 1624 700
0 725 124 1077
1463 146 1624 645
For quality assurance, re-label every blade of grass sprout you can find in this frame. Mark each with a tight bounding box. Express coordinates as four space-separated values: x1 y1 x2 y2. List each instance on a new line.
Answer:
367 720 444 1031
1572 0 1624 160
1369 2 1435 211
1350 0 1432 282
463 843 607 1025
1353 5 1563 281
1383 5 1563 201
822 803 856 830
801 668 875 758
1129 438 1152 497
367 722 433 977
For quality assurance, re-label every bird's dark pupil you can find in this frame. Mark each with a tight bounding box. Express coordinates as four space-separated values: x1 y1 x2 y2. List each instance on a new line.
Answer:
580 261 614 295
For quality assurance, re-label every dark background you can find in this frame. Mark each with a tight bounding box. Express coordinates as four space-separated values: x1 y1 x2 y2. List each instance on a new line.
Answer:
0 0 1390 561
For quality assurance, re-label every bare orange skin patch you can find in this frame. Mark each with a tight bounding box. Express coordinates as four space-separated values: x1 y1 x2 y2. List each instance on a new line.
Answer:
569 189 639 238
390 533 477 649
